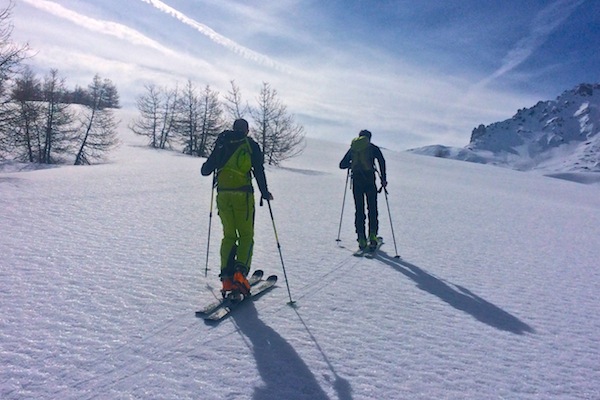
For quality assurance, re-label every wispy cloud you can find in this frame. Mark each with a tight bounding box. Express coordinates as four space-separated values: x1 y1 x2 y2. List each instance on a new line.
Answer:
139 0 290 72
482 0 585 85
13 0 598 151
19 0 230 85
441 0 588 144
22 0 182 57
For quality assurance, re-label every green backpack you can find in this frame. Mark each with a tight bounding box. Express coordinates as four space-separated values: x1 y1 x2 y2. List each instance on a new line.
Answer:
217 138 253 190
350 135 372 172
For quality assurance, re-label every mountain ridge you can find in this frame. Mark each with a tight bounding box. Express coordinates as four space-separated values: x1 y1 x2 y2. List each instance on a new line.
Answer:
409 83 600 179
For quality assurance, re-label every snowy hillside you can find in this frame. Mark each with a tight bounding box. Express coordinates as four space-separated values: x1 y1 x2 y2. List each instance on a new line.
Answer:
2 114 600 399
409 83 600 179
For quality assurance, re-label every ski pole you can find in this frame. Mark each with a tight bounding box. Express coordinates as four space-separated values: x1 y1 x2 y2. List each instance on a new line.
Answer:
336 169 350 242
377 170 400 258
382 187 400 258
266 199 296 306
204 173 216 277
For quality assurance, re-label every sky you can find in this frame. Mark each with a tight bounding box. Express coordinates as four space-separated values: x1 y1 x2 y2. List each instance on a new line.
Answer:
2 117 600 399
9 0 600 150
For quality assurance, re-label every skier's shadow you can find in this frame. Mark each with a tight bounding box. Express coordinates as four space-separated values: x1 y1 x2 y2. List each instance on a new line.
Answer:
292 308 354 400
375 251 535 334
232 302 331 400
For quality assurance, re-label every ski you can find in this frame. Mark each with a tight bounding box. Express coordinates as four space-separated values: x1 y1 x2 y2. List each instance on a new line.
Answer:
200 275 278 321
196 270 264 317
353 249 368 257
353 237 383 258
364 238 384 258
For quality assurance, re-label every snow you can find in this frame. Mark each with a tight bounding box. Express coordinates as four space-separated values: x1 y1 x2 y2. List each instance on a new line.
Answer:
2 114 600 400
409 83 600 177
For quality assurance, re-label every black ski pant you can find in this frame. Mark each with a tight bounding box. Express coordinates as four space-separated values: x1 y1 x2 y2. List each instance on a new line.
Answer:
352 180 378 242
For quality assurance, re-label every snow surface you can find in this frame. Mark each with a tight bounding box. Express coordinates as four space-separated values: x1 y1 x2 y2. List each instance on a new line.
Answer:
2 115 600 399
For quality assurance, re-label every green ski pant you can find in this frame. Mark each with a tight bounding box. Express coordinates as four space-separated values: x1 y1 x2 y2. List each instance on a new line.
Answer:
217 191 255 275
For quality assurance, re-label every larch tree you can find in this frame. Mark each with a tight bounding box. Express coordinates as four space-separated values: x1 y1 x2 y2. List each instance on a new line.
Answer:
250 82 305 165
9 67 43 162
223 80 248 121
130 84 177 149
74 74 120 165
196 84 223 157
0 1 30 158
40 69 75 164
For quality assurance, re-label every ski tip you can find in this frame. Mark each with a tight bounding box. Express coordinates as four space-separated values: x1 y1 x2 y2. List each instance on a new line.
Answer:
266 274 278 282
195 310 211 317
251 270 264 278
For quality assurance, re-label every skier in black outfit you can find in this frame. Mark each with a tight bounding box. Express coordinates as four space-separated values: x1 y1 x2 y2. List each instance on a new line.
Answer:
339 130 387 251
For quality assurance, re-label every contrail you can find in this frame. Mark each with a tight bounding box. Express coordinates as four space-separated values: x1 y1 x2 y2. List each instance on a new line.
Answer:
483 0 585 85
139 0 288 72
22 0 181 58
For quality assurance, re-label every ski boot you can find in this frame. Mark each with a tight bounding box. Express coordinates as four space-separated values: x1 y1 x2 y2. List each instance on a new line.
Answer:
232 264 251 297
220 275 235 298
358 237 367 251
219 245 239 298
368 234 379 252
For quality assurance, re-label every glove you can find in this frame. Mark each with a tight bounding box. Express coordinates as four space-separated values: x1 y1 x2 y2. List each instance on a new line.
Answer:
262 192 274 201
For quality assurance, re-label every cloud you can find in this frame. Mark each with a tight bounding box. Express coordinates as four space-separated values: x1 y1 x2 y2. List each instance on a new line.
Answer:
482 0 585 85
21 0 181 56
19 0 234 84
139 0 290 72
433 0 588 147
16 0 587 151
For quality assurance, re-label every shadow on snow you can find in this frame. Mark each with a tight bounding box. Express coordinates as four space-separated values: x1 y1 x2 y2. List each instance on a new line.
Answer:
292 308 354 400
231 302 331 400
375 251 535 335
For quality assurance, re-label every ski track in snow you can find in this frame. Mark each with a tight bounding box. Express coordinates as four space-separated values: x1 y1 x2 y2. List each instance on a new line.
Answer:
1 115 600 399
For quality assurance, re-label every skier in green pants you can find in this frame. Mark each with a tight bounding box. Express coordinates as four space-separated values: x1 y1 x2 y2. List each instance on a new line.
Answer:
201 119 272 296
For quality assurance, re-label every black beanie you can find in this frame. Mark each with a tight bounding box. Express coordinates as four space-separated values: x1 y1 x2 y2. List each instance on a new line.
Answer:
233 119 249 133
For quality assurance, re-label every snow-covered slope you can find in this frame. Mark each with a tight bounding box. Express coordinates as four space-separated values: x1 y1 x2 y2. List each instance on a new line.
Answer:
2 115 600 399
410 83 600 180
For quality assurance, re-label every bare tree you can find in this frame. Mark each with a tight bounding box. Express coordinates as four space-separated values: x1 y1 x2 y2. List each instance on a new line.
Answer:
266 107 305 165
195 84 223 157
250 82 305 165
0 1 29 98
251 82 280 153
0 1 30 157
178 80 198 155
74 74 119 165
100 77 120 109
158 85 178 149
130 84 160 147
40 69 75 164
130 84 177 149
177 82 223 157
7 66 43 162
223 80 248 120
